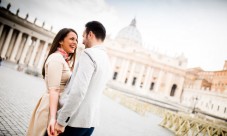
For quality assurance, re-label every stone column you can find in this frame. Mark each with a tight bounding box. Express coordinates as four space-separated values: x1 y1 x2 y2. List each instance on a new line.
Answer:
143 67 154 91
127 62 136 86
120 60 130 83
24 40 35 64
136 65 145 89
10 32 23 62
142 67 149 90
110 56 117 77
1 28 13 58
19 35 32 64
117 59 125 82
37 42 48 69
164 73 173 96
28 39 40 67
6 32 17 59
110 56 117 70
176 76 185 99
15 37 26 62
0 24 4 39
154 70 164 92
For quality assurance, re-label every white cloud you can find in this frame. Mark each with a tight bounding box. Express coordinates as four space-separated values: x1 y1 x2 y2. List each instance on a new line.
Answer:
2 0 119 42
2 0 227 71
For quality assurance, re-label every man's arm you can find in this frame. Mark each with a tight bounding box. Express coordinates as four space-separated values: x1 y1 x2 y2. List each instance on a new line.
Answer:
57 51 95 127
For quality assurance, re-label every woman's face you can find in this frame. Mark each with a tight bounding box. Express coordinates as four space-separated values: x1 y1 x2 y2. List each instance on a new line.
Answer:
60 31 78 54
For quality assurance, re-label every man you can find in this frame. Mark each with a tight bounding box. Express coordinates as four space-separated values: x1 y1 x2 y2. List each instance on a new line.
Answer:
54 21 111 136
0 57 2 66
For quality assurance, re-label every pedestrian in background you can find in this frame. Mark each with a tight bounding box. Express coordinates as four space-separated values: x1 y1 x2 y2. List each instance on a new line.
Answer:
0 56 2 66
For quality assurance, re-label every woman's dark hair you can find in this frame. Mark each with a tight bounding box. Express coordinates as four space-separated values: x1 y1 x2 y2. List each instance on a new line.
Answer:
85 21 106 41
42 28 78 78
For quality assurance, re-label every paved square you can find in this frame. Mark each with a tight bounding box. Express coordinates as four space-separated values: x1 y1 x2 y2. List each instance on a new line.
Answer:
0 66 173 136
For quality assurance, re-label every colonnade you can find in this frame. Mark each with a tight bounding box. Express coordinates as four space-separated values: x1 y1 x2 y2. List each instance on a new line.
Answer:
0 24 52 71
109 55 185 98
0 5 54 74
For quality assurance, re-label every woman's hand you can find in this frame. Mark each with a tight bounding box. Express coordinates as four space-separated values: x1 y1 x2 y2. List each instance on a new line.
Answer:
47 118 57 136
48 89 60 135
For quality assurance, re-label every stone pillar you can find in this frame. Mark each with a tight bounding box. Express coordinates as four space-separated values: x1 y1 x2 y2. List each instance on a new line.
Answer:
24 40 35 64
136 65 145 89
33 43 43 67
6 32 17 59
1 28 13 58
120 60 130 83
0 24 4 39
110 56 117 70
110 56 117 77
127 62 136 86
28 39 40 67
143 67 154 91
19 35 32 64
176 76 185 99
117 59 125 82
154 70 164 92
10 32 23 61
37 42 49 69
15 37 26 62
164 73 173 95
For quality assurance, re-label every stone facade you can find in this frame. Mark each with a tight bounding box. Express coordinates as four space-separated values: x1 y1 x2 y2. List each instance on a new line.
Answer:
104 19 187 102
184 62 227 92
181 87 227 120
0 4 84 76
0 4 54 74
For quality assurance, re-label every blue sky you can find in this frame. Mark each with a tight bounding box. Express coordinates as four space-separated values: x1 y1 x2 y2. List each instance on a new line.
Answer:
1 0 227 71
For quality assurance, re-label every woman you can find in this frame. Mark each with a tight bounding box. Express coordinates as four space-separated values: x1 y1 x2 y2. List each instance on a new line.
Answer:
26 28 78 136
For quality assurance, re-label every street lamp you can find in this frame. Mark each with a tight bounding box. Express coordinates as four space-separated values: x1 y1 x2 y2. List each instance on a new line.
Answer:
192 96 198 114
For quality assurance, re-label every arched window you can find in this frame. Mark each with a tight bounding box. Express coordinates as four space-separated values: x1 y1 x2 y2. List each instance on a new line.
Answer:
125 78 128 83
113 72 118 80
132 77 137 86
170 84 177 96
150 82 154 91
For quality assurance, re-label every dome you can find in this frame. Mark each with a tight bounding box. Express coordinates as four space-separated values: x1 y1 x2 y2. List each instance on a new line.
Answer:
115 18 142 47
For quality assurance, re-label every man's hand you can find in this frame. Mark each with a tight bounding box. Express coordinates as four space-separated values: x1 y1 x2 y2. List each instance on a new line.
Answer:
55 122 65 135
47 118 56 136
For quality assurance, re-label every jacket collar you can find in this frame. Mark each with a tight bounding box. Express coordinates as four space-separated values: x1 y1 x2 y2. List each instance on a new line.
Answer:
91 45 105 50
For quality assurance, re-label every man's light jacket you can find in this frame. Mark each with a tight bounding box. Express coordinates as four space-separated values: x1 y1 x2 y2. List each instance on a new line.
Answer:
57 45 111 128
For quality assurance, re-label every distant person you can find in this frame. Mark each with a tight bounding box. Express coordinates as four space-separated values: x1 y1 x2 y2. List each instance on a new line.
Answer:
26 28 78 136
54 21 111 136
0 56 2 66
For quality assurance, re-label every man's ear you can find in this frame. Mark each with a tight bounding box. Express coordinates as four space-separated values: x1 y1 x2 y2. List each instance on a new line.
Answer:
89 31 94 38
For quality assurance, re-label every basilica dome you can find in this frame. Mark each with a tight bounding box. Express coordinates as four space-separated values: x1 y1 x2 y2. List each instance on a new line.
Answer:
115 18 142 47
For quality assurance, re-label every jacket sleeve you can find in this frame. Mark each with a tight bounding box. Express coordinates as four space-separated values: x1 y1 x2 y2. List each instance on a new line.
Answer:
46 57 63 90
57 51 95 127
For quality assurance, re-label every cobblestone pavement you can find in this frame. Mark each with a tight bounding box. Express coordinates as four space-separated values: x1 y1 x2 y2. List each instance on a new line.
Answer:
0 66 173 136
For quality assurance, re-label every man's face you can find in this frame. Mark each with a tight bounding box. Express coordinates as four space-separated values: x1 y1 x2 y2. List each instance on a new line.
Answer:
82 29 89 48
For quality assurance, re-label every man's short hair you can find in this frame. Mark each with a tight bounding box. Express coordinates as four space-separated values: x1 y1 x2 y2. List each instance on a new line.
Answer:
85 21 106 41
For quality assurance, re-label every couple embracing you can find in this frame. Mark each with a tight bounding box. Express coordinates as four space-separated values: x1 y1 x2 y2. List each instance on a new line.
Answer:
27 21 111 136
